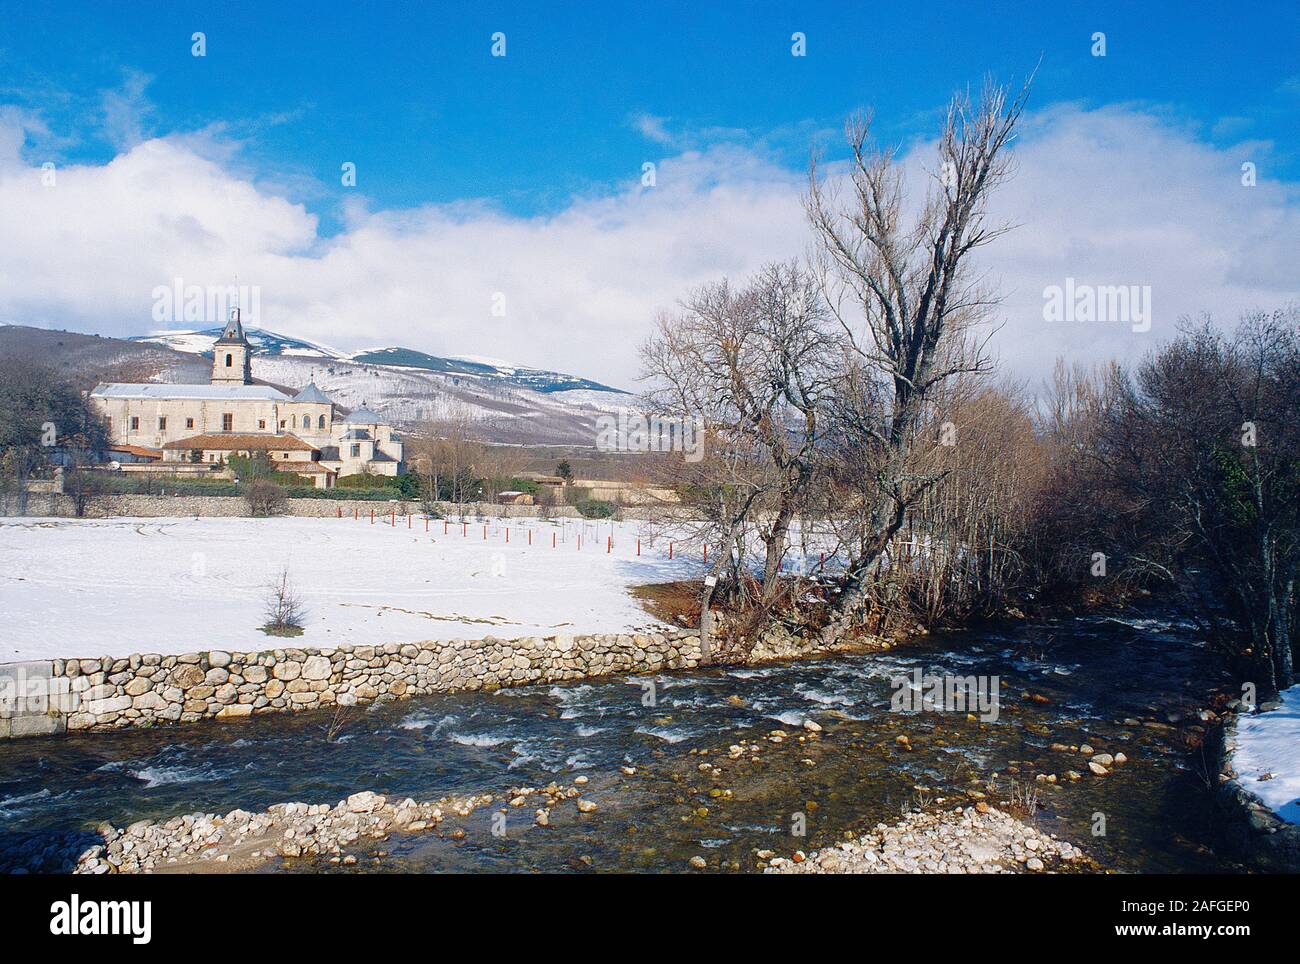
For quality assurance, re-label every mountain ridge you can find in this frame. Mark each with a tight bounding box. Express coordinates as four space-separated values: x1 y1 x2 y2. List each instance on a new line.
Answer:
131 327 628 395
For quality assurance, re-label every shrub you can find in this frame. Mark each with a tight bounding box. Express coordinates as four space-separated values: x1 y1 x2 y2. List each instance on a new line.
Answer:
336 472 395 490
244 479 287 516
575 498 615 519
63 469 108 517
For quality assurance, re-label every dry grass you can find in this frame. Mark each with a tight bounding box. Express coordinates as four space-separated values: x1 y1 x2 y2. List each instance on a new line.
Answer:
629 581 700 628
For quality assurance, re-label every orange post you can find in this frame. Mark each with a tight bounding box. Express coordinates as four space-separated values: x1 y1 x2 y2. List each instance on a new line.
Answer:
637 538 641 556
703 544 707 563
669 542 673 560
552 532 556 548
370 509 374 524
506 528 510 544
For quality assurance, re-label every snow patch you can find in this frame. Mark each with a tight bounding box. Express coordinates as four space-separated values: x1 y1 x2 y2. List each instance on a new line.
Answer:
1232 684 1300 824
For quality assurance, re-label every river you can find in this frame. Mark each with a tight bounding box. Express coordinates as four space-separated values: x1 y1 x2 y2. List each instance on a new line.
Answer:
0 603 1239 873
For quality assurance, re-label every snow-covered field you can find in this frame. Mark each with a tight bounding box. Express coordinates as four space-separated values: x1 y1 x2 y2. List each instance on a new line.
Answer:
0 516 701 663
1231 684 1300 824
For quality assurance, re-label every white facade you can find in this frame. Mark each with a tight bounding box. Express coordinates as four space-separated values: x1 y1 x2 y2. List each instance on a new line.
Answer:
90 310 403 483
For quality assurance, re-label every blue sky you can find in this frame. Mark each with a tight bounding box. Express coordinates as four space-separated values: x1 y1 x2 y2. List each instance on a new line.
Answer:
1 1 1297 385
6 0 1298 227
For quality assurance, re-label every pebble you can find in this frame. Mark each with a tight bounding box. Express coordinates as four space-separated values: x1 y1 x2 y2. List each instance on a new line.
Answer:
766 806 1086 875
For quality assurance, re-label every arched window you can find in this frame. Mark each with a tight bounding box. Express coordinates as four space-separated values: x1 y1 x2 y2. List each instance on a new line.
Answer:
225 353 233 367
302 415 310 429
318 414 326 429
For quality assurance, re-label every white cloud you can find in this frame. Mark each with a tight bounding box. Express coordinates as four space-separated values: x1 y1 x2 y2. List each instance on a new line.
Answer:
630 111 674 146
0 102 1295 390
983 104 1300 383
98 69 155 151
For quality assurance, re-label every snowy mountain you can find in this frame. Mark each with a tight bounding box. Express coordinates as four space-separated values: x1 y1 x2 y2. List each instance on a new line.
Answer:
132 328 625 394
130 327 346 360
127 326 634 446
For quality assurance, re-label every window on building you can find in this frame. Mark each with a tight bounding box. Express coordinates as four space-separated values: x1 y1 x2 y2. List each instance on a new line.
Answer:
185 417 194 429
258 419 266 429
302 415 310 429
318 414 326 429
222 413 233 432
158 417 166 431
225 353 233 368
209 454 216 462
279 419 286 428
130 416 139 430
351 444 361 458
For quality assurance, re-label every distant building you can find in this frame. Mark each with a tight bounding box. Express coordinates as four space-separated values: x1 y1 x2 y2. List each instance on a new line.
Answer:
496 490 534 505
90 307 403 488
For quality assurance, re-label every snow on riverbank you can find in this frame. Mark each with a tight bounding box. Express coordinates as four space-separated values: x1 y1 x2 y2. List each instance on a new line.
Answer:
1231 684 1300 824
0 516 701 662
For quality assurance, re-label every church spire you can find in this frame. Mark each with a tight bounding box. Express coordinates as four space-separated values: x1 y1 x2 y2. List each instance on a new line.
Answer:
216 298 247 346
212 296 252 385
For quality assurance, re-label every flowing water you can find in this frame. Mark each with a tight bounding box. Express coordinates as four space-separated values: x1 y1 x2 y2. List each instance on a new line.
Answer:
0 604 1240 873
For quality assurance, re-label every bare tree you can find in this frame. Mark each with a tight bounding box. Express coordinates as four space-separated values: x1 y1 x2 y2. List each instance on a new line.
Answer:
1091 311 1300 696
805 74 1032 632
262 566 307 636
244 479 287 517
641 262 840 651
414 403 485 521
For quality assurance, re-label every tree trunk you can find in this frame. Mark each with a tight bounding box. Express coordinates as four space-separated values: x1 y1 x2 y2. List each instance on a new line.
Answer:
761 505 796 603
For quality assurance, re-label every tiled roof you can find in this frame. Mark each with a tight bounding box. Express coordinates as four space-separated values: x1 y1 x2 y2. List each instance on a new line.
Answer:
162 433 316 452
108 444 163 459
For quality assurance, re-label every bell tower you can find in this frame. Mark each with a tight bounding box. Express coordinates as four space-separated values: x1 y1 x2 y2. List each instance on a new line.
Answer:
212 304 252 385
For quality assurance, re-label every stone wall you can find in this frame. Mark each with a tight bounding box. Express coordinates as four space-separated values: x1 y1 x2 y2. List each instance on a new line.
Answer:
1210 713 1300 873
7 492 597 520
0 630 703 739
